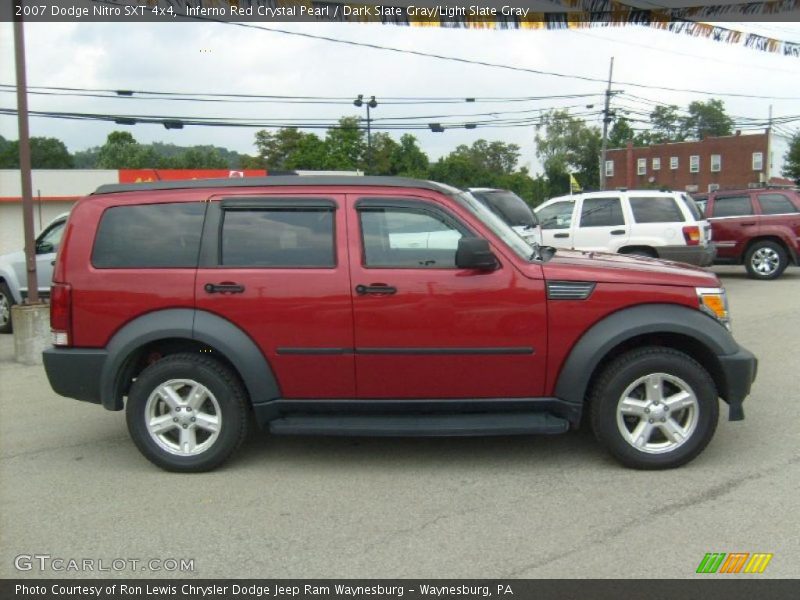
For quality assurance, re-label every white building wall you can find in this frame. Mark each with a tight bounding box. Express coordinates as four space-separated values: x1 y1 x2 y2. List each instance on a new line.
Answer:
0 170 118 255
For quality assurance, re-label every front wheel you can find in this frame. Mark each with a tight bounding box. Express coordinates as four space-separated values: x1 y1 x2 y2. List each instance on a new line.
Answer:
126 353 248 472
745 240 787 280
0 282 15 334
590 347 718 470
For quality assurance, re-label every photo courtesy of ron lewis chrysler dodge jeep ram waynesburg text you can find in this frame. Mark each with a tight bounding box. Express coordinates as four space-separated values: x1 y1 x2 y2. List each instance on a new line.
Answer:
42 177 757 472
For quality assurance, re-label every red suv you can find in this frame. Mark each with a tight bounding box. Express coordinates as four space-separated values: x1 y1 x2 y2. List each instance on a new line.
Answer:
43 177 757 472
705 188 800 279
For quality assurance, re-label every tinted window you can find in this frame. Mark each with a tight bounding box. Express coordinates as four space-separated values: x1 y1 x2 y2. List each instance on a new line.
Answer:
580 197 624 227
758 193 798 215
712 196 753 218
629 196 685 223
92 203 205 268
473 191 537 227
360 207 463 268
537 201 574 230
682 194 704 220
222 209 334 267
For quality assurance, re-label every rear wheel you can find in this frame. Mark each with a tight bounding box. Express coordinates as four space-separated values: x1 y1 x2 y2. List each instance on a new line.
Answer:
590 347 718 469
745 241 787 280
126 353 248 472
0 282 14 334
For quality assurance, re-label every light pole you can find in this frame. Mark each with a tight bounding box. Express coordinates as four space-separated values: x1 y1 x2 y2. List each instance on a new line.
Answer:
354 95 377 174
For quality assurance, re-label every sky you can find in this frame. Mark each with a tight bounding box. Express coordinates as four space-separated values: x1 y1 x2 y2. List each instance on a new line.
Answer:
0 14 799 176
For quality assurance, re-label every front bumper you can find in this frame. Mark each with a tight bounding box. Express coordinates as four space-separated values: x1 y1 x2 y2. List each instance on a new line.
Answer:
718 345 758 421
43 347 107 405
657 244 717 267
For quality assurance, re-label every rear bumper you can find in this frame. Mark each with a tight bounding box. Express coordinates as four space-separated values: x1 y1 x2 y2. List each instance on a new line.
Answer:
718 345 758 421
657 244 717 267
43 347 107 405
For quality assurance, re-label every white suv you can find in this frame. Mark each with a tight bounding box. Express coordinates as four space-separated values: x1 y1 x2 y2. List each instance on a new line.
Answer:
534 190 715 266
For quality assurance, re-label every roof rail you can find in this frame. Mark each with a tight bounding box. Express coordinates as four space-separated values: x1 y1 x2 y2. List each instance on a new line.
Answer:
92 175 461 196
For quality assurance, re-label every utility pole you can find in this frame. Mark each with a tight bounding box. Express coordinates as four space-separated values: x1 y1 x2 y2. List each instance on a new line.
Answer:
599 57 615 191
767 104 773 183
354 95 378 174
14 17 38 304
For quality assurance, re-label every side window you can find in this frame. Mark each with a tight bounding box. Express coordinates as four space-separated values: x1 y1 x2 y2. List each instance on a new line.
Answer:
580 197 624 228
221 208 335 267
359 207 464 268
92 203 205 268
757 193 798 215
36 219 66 254
537 201 574 230
629 197 685 223
711 196 753 218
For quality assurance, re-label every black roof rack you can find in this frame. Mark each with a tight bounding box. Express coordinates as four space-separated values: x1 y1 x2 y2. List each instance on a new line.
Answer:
92 175 461 196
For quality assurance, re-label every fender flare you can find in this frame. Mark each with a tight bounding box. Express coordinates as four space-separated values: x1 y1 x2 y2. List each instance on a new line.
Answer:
553 303 738 406
100 308 280 410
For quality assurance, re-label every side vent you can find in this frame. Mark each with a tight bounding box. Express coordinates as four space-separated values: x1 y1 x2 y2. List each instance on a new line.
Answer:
546 281 596 300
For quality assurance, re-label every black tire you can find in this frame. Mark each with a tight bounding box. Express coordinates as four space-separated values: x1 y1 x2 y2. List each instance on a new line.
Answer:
590 347 718 470
126 353 248 472
0 282 14 334
744 240 787 280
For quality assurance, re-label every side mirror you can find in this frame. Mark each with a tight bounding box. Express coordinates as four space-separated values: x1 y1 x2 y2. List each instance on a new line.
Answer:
455 237 499 271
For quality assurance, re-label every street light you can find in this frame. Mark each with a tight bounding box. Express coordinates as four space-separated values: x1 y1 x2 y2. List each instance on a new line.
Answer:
354 95 378 174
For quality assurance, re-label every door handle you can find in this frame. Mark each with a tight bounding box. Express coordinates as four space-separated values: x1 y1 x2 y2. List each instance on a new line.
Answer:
553 233 569 239
356 284 397 295
740 222 757 227
610 229 626 235
204 282 245 294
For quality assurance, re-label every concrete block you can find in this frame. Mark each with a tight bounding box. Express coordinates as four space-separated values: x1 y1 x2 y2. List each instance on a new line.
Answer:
11 303 50 365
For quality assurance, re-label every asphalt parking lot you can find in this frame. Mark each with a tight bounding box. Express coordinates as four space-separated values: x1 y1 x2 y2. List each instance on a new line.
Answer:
1 266 798 579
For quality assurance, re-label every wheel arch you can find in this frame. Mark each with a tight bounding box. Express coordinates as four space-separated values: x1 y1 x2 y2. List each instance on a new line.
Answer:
100 308 280 411
554 304 738 411
744 235 797 265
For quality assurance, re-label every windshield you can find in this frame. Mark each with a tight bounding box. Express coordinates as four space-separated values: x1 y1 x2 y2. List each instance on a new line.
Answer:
455 191 548 261
472 191 538 227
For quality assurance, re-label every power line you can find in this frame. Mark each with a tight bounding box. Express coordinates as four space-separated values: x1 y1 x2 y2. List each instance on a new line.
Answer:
87 0 800 101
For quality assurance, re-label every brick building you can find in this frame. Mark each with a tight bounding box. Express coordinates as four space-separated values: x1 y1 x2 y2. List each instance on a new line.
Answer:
604 130 770 193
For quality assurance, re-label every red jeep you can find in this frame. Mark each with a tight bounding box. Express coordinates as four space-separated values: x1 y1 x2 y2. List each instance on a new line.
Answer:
43 177 757 471
705 188 800 279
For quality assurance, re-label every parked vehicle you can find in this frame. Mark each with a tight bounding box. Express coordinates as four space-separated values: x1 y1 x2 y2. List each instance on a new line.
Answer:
535 190 715 266
468 188 543 246
0 213 69 333
43 177 756 472
704 188 800 280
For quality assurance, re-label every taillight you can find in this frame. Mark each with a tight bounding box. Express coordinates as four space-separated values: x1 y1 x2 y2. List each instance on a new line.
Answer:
50 283 72 346
682 225 701 246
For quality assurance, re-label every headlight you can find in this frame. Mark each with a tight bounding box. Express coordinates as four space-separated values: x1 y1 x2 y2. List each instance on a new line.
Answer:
696 287 731 331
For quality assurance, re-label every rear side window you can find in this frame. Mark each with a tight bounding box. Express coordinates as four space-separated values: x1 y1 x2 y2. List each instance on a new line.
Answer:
681 194 704 220
580 197 624 227
221 208 335 267
629 196 685 223
92 202 205 268
712 196 753 218
757 193 799 215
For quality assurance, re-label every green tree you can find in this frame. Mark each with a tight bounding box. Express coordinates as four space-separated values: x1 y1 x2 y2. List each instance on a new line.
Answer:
683 99 734 140
323 117 366 171
783 131 800 184
171 146 228 169
649 105 685 143
390 134 429 178
254 128 308 170
608 117 636 149
535 110 602 194
96 131 165 168
369 132 400 175
0 136 74 168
